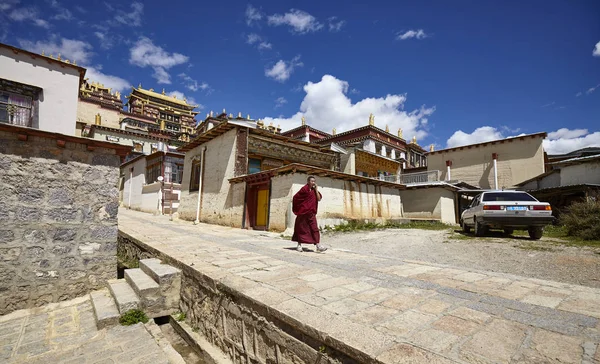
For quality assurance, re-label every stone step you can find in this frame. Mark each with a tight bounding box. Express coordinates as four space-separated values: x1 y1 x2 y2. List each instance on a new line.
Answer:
108 279 140 314
90 288 120 329
125 268 160 297
140 258 181 285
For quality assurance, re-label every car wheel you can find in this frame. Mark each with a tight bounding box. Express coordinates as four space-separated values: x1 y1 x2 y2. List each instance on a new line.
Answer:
528 227 543 240
461 220 471 233
503 228 514 236
474 217 487 237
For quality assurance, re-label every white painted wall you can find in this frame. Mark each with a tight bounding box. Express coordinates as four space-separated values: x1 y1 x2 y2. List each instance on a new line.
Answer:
400 187 457 224
0 48 81 136
560 161 600 186
91 128 155 154
122 157 146 210
179 129 245 226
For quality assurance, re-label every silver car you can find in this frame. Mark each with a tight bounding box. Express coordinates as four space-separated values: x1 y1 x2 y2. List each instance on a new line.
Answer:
460 191 554 239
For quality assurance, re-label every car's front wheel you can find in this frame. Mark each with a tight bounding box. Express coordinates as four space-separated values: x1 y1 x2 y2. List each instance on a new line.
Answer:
528 227 543 240
474 217 487 237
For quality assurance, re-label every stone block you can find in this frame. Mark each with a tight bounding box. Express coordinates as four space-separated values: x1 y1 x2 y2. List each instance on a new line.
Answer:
460 319 527 364
125 268 167 318
108 279 140 313
79 242 101 255
17 188 45 203
23 230 46 244
90 225 118 240
0 247 21 261
48 188 74 205
46 208 79 222
15 207 42 221
0 230 15 244
90 288 120 329
53 228 78 242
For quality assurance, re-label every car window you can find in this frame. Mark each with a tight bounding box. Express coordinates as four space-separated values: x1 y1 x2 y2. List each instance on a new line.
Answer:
482 192 537 202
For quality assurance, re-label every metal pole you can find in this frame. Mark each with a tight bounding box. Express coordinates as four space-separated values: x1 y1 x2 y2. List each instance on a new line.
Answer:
493 153 498 190
194 146 207 225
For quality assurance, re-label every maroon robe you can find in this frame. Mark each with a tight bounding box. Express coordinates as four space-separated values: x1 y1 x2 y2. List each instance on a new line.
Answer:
291 184 321 245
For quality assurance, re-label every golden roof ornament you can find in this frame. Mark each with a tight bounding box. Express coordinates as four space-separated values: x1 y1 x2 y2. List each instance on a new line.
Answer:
369 113 374 126
332 128 337 135
412 136 417 144
210 110 214 117
138 83 142 88
41 50 45 56
247 114 250 119
398 128 403 138
429 144 434 152
229 113 233 118
222 108 226 114
150 88 155 92
57 54 61 61
257 119 264 126
385 125 389 133
162 89 166 95
301 116 306 126
238 112 242 118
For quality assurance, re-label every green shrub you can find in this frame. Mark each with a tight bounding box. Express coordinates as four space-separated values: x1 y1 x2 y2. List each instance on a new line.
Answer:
560 200 600 241
119 309 149 326
175 312 186 322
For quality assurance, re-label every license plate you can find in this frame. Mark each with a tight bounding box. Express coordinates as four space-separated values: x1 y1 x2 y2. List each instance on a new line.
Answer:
507 206 527 211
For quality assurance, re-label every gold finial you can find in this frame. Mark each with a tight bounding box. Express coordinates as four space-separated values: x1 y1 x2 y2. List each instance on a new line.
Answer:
210 110 214 117
429 144 434 152
138 83 142 88
162 89 166 95
65 59 70 64
229 113 233 118
94 113 101 126
238 112 242 118
183 97 187 102
412 136 417 144
385 124 389 133
222 108 226 114
247 114 250 119
301 116 306 126
206 113 209 118
115 91 121 98
150 88 155 92
332 128 337 135
57 54 61 60
369 113 374 126
41 50 45 56
72 60 76 65
49 54 53 59
398 128 403 138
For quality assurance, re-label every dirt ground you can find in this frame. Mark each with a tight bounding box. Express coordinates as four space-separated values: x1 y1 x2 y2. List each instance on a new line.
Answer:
322 228 600 288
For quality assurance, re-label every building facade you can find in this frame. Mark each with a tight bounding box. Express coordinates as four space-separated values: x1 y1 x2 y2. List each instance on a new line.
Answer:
1 42 85 136
427 132 547 189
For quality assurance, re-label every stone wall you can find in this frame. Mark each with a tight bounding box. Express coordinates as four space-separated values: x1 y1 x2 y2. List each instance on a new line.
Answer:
400 187 457 224
0 127 124 315
118 232 356 364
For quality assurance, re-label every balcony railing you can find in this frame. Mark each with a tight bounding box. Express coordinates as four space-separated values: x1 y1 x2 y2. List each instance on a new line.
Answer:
399 170 440 184
0 103 32 127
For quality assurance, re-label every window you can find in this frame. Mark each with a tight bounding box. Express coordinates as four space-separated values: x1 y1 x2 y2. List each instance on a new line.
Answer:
164 157 184 184
189 159 202 191
248 158 261 174
0 90 33 127
482 192 537 202
146 162 161 183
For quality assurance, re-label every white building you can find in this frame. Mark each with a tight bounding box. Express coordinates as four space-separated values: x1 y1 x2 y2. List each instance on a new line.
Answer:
0 42 85 136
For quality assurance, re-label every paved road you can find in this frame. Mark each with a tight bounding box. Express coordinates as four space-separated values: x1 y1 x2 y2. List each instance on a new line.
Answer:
322 228 600 288
120 210 600 364
0 296 171 364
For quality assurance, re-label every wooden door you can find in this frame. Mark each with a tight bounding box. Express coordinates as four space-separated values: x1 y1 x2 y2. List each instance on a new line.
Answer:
256 189 269 227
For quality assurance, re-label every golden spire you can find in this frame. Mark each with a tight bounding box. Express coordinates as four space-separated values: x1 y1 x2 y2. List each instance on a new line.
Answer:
398 128 403 138
72 60 77 65
301 116 306 126
332 128 337 135
57 54 61 61
41 50 45 56
247 114 250 119
369 113 374 126
411 136 417 144
429 144 434 152
210 110 214 117
238 112 242 118
222 108 226 114
162 89 166 95
138 83 142 89
385 125 389 133
229 113 233 118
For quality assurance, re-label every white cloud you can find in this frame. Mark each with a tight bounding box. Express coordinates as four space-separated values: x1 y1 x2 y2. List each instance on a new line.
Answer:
0 0 19 12
167 90 202 109
246 33 272 50
129 37 189 84
18 37 93 64
178 73 213 94
94 31 114 49
263 75 434 141
586 84 600 95
396 29 427 40
275 97 287 108
328 17 346 32
593 41 600 57
541 101 555 108
547 128 589 140
576 92 583 97
8 7 49 28
446 127 504 148
544 129 600 154
268 9 323 34
85 66 130 93
49 0 72 21
113 2 143 27
265 56 303 82
245 4 262 26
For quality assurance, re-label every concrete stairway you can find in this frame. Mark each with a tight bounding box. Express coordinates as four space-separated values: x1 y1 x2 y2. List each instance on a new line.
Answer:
90 258 182 329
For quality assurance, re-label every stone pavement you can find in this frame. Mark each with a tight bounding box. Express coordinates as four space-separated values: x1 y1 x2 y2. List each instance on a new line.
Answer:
0 295 171 364
119 209 600 364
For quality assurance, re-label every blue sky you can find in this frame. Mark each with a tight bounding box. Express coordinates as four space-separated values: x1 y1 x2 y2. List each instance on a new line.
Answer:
1 0 599 154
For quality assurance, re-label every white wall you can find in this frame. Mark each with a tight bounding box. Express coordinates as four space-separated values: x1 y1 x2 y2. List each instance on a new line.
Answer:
271 173 404 233
122 157 146 210
400 188 457 224
560 161 600 186
91 128 155 154
178 129 245 226
0 48 81 136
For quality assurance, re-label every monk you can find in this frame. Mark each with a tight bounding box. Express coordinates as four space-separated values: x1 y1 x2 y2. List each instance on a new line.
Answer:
292 176 327 253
